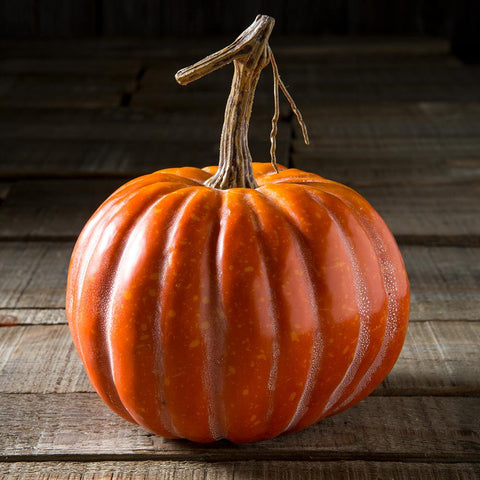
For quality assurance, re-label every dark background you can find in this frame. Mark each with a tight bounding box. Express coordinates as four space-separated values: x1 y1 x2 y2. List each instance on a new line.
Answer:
0 0 479 61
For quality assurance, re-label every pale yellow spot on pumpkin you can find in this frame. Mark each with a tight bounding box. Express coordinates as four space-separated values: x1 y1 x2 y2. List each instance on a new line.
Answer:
242 389 249 396
191 213 200 221
291 332 299 342
250 414 257 421
228 365 236 375
189 339 200 349
124 291 132 300
228 265 234 270
164 377 170 386
168 310 176 318
257 354 266 360
294 269 302 275
202 296 210 304
200 321 209 330
289 392 297 401
244 266 254 273
342 345 350 354
193 295 199 301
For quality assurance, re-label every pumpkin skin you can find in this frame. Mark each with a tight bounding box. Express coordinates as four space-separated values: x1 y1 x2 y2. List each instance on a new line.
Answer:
66 162 409 444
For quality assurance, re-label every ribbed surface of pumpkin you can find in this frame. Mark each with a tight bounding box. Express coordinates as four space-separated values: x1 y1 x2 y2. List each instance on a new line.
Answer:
66 163 409 443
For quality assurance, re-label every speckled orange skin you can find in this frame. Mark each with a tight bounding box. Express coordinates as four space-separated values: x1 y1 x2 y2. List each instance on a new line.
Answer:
66 162 409 444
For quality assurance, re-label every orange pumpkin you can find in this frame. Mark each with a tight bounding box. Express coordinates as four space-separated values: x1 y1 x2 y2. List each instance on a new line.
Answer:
66 16 409 444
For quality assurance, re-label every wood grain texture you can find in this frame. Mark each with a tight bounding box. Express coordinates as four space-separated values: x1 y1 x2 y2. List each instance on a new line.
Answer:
0 325 91 393
0 138 289 178
1 321 478 396
0 243 478 319
376 321 480 396
0 35 478 476
0 107 290 178
0 309 64 326
0 460 478 479
293 138 480 186
0 107 289 142
0 394 478 460
0 178 479 239
354 183 480 239
295 102 480 139
287 82 480 103
0 179 126 239
0 243 72 308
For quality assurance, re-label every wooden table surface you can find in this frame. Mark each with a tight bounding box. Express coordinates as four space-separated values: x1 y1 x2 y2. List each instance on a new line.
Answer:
0 35 479 479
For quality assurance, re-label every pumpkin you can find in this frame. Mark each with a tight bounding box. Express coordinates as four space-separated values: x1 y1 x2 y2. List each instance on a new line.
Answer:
66 15 409 444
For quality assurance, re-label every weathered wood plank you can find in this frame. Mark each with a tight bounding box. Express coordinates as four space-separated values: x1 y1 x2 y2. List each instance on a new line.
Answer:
0 243 72 309
0 460 478 479
354 183 480 239
407 247 480 321
0 243 478 319
0 309 64 326
0 138 289 178
130 90 287 116
0 395 478 460
1 321 478 395
0 107 288 142
293 137 480 186
1 179 479 239
0 76 130 109
375 321 480 396
0 325 90 393
287 82 480 103
296 102 480 139
0 179 125 239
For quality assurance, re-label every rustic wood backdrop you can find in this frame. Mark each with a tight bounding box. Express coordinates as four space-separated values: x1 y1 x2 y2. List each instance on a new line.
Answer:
2 1 479 62
0 0 475 37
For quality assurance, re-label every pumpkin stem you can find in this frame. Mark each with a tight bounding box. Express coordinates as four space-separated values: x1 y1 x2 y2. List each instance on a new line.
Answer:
175 15 308 189
176 15 273 189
